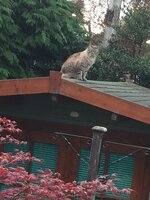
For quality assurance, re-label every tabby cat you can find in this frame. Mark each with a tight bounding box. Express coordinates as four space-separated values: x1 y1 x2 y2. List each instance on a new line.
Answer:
61 43 99 81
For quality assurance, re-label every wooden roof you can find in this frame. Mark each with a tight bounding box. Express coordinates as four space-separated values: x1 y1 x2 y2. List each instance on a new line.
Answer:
67 79 150 108
0 71 150 125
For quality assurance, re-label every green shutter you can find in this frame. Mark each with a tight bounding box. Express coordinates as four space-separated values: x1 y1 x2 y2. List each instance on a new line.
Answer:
30 142 58 174
0 143 29 190
78 150 134 200
4 143 30 169
77 149 105 182
95 198 115 200
106 152 135 199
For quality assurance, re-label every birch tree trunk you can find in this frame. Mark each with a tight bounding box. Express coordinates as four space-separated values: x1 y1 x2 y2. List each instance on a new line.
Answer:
102 0 123 48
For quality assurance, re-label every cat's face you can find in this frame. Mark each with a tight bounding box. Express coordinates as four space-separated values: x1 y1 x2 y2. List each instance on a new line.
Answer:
88 43 99 54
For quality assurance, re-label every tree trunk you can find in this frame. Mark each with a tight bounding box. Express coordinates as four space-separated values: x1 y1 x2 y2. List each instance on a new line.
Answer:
102 0 123 48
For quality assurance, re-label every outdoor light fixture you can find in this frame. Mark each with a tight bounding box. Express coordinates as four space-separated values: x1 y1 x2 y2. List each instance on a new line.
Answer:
51 94 58 104
111 113 118 121
70 111 79 118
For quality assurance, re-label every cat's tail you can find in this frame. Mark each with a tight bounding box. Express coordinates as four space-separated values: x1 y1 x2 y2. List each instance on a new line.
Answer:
60 65 71 78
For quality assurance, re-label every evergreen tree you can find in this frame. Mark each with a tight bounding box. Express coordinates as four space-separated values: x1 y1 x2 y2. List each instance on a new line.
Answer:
0 0 87 79
0 0 21 78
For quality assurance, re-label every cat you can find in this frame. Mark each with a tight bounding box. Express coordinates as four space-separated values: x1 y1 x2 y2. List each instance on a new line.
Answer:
61 43 99 81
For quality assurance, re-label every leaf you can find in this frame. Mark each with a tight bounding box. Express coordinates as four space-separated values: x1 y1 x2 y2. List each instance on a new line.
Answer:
0 67 10 79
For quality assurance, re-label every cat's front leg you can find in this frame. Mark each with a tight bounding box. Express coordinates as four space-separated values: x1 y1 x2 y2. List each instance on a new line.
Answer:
77 71 84 81
77 71 87 81
82 71 88 81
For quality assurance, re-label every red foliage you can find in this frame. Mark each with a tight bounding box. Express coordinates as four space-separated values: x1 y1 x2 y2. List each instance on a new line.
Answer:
0 117 22 134
0 116 134 200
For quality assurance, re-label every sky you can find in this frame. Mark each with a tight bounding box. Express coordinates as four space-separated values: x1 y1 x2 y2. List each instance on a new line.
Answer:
83 0 132 33
83 0 107 33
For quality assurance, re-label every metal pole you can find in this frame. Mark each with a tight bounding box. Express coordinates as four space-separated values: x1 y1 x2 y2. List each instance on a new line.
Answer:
87 126 107 199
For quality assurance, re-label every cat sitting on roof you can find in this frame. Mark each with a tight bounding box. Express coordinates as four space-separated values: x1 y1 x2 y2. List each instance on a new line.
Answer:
61 38 99 81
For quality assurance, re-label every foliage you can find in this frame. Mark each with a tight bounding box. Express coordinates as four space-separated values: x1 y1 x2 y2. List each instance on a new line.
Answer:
0 0 87 79
0 0 21 79
0 116 133 199
88 44 132 81
89 5 150 88
130 56 150 87
118 6 150 48
0 117 22 134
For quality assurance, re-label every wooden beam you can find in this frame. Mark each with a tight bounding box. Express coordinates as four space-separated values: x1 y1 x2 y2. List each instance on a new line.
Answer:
0 71 150 124
132 151 146 200
49 71 62 93
141 155 150 200
0 77 50 96
59 79 150 124
0 71 62 96
87 126 107 182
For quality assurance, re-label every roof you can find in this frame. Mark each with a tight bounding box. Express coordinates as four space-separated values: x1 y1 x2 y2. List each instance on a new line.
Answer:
0 71 150 125
67 79 150 108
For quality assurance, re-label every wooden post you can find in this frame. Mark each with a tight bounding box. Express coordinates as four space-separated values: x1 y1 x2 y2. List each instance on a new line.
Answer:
87 126 107 199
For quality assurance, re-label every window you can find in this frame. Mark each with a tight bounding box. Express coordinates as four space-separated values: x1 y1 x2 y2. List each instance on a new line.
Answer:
77 149 105 182
30 142 58 174
106 152 134 199
0 141 58 190
4 143 30 169
0 143 30 190
77 149 135 200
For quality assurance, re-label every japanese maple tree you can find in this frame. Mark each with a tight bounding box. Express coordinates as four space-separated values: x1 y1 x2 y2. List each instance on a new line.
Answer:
0 116 133 199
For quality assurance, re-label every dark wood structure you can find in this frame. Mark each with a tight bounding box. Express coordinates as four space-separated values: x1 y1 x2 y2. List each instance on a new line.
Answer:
0 71 150 200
